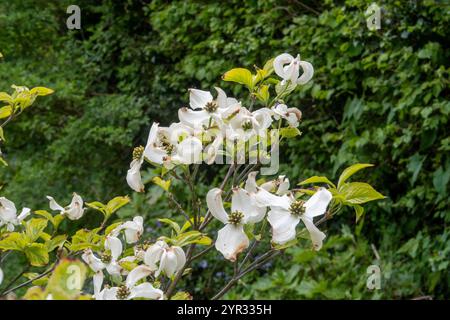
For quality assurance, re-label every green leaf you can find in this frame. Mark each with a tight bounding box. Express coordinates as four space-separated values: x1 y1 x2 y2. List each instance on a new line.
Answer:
407 153 426 186
24 243 49 267
174 231 212 247
340 182 385 205
0 232 28 251
46 235 67 252
85 201 107 215
106 196 130 215
0 92 12 104
30 87 54 96
263 58 275 75
46 259 87 300
0 126 5 142
171 291 193 300
354 205 364 223
25 218 48 242
275 81 297 96
0 105 12 119
152 177 171 192
298 176 336 188
279 127 302 139
222 68 254 89
255 84 270 103
158 218 181 235
337 163 374 188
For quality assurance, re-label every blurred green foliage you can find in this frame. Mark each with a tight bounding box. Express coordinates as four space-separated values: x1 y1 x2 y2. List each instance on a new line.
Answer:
0 0 448 298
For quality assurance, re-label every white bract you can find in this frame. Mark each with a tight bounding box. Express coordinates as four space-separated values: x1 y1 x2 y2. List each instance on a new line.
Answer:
144 240 186 278
46 193 85 220
255 187 332 250
273 53 314 85
271 104 302 127
179 87 240 129
112 216 144 244
206 187 266 261
0 197 30 231
96 265 163 300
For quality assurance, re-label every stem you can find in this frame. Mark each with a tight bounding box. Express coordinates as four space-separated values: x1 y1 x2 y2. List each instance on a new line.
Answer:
1 267 53 297
0 265 30 296
190 244 214 261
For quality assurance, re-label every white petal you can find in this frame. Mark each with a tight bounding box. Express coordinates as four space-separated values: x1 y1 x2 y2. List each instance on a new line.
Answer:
144 146 167 165
105 236 123 261
215 87 228 109
93 271 104 299
46 196 64 212
215 224 249 262
189 88 213 110
0 197 17 223
129 283 163 300
0 267 3 285
304 188 332 219
206 188 228 224
126 265 153 287
81 249 105 272
204 134 223 165
276 176 290 195
301 216 326 250
174 136 203 164
284 58 300 83
231 188 265 223
273 53 294 80
144 243 164 270
144 122 159 149
17 207 31 222
297 61 314 85
100 287 118 300
126 158 144 193
267 208 300 244
172 246 186 273
178 107 210 128
253 187 291 210
161 249 178 277
244 171 258 193
65 193 85 220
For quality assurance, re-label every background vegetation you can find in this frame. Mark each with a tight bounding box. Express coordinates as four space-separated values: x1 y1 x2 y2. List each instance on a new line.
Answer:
0 0 448 299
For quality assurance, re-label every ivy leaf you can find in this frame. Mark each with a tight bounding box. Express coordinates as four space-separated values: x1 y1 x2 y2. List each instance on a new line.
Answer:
337 163 374 189
222 68 254 90
298 176 336 188
340 182 385 204
24 243 49 267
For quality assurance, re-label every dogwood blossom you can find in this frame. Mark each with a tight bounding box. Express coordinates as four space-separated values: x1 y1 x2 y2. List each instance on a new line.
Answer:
206 187 266 261
0 197 30 231
144 240 186 278
96 266 163 300
273 53 314 85
255 187 332 250
112 216 144 244
46 193 85 220
179 87 240 129
271 104 302 127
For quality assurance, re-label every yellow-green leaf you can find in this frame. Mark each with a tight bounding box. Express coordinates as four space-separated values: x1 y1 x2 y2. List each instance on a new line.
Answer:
298 176 336 188
30 87 54 96
152 176 171 191
24 243 49 267
340 182 385 205
45 259 87 300
337 163 374 188
106 196 130 215
0 105 12 119
222 68 254 89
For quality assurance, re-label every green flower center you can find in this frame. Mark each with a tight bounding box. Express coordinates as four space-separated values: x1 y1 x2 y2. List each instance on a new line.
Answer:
132 146 144 160
289 200 305 216
116 285 130 300
204 101 218 113
241 120 253 131
101 252 112 263
228 210 244 225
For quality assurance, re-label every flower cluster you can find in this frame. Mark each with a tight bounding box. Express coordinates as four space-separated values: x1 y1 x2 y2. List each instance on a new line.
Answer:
126 52 311 193
207 172 332 261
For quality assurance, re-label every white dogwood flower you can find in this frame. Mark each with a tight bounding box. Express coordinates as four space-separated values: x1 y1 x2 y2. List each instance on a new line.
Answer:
0 197 30 231
273 53 314 85
179 87 240 129
206 187 266 261
245 171 290 196
0 267 3 285
112 216 144 244
271 104 302 127
255 187 332 250
46 193 85 220
225 107 273 141
97 265 163 300
144 240 186 278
